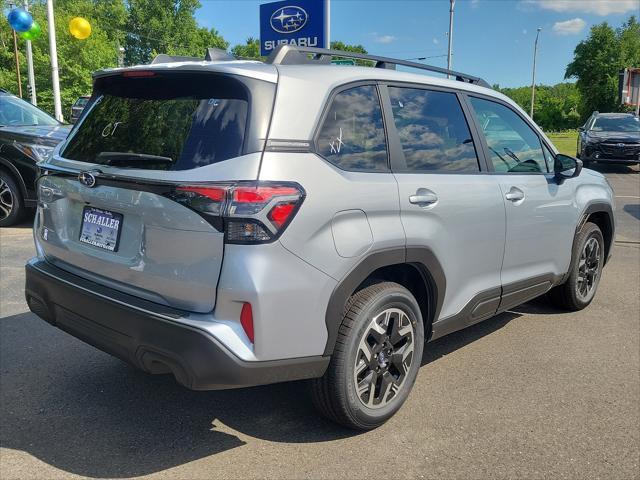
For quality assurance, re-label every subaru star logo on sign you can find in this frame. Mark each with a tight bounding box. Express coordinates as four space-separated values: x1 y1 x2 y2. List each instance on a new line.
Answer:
270 6 308 33
260 0 327 56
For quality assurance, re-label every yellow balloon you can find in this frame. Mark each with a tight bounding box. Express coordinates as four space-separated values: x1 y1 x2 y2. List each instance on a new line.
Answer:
69 17 91 40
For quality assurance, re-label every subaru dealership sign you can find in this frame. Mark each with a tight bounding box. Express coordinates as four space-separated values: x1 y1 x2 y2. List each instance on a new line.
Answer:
260 0 328 56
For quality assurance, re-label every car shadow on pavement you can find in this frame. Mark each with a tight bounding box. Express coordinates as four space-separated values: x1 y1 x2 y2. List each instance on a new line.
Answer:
0 299 558 478
0 312 355 478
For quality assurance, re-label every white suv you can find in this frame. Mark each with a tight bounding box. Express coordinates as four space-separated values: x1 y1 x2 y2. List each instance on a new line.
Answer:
26 47 615 429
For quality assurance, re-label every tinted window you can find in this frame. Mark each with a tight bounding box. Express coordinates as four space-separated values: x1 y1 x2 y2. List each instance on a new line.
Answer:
592 116 639 132
317 85 388 171
0 95 58 127
61 74 250 171
388 87 479 172
470 97 547 173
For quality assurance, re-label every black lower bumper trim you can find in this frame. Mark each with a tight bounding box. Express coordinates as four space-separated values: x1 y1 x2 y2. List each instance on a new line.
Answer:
25 259 329 390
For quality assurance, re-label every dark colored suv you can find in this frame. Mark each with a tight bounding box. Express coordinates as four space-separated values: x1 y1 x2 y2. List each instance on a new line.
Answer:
0 90 70 226
577 112 640 166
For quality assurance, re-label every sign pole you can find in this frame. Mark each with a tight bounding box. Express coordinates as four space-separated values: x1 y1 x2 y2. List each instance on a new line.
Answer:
46 0 63 121
325 0 330 48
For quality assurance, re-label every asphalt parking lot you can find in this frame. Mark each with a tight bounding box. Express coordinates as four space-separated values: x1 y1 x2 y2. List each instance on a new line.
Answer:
1 164 638 479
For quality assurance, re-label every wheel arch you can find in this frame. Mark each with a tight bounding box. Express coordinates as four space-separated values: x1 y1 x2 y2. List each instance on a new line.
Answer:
323 247 446 356
577 202 614 266
0 157 29 200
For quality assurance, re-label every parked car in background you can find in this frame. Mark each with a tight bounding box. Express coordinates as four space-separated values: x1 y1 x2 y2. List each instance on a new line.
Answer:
0 89 70 226
70 96 90 124
577 112 640 166
25 47 615 430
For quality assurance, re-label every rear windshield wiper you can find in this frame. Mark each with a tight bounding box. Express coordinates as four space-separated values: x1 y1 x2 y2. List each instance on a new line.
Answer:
96 152 173 168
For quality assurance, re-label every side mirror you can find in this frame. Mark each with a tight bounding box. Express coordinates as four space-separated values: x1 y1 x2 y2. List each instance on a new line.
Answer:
554 154 583 182
578 126 585 132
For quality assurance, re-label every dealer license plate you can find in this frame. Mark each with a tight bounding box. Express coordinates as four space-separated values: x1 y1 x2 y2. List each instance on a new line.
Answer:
79 206 123 252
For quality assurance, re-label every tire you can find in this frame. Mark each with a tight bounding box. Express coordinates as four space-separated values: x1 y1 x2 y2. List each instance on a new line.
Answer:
0 171 25 227
548 222 604 311
310 281 425 430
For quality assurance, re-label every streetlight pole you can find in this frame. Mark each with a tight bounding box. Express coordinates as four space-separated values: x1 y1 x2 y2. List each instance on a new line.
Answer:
46 0 63 121
447 0 455 78
530 27 541 119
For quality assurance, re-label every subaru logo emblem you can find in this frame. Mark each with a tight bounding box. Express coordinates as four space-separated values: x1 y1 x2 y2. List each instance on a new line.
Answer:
270 6 308 34
617 143 625 148
78 171 96 188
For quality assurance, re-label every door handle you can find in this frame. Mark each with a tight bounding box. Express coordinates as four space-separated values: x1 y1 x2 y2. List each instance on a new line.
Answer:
505 186 525 202
409 189 438 206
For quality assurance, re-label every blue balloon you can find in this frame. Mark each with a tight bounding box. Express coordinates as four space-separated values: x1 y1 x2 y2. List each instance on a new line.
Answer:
7 8 33 33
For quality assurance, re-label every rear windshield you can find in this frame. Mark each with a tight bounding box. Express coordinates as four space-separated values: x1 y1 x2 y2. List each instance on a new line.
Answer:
61 73 254 170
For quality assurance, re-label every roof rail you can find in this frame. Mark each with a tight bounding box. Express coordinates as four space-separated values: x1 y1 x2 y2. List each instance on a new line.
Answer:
266 45 491 88
151 48 235 65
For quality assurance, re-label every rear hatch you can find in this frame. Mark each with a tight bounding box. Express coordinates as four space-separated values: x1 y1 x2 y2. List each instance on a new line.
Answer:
36 68 276 313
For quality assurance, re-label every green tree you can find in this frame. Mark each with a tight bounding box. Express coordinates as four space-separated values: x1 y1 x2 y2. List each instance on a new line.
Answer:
330 41 367 54
231 37 262 60
1 0 126 117
565 16 640 119
124 0 227 65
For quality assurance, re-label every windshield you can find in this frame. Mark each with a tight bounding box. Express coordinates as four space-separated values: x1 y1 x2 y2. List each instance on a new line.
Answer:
592 116 640 133
0 95 58 127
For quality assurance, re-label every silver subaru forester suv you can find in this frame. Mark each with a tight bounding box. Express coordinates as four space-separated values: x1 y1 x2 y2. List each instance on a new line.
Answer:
26 46 615 430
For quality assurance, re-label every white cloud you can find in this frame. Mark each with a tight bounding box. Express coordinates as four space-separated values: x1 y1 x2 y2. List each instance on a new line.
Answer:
372 34 396 44
524 0 639 16
552 18 587 35
432 37 439 45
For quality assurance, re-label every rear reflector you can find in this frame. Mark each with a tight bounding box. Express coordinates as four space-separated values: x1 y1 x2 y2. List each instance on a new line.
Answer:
240 302 254 343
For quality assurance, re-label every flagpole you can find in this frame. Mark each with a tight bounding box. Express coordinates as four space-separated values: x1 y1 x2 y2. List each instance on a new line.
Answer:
46 0 62 121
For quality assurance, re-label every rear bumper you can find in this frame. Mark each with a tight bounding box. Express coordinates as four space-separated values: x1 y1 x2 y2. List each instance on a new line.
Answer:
25 259 329 390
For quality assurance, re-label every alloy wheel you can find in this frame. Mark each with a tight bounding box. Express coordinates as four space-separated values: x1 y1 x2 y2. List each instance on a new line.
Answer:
576 236 601 301
0 178 14 221
353 308 415 409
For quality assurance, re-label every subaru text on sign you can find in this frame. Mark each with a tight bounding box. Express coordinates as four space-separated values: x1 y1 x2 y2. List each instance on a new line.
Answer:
260 0 327 56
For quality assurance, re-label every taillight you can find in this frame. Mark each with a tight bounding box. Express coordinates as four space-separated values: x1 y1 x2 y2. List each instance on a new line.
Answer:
166 181 305 244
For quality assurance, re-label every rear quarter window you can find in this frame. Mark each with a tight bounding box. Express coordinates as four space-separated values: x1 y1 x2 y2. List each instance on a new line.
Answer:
316 85 388 172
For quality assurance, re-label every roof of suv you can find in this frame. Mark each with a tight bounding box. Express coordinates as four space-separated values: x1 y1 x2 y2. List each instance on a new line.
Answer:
93 46 539 145
97 58 503 100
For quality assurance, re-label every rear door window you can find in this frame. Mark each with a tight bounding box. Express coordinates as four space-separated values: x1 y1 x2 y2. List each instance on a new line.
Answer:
61 73 254 171
387 86 480 172
316 85 388 172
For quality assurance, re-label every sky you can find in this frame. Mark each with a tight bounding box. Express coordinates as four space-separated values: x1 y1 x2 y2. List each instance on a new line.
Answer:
196 0 639 88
